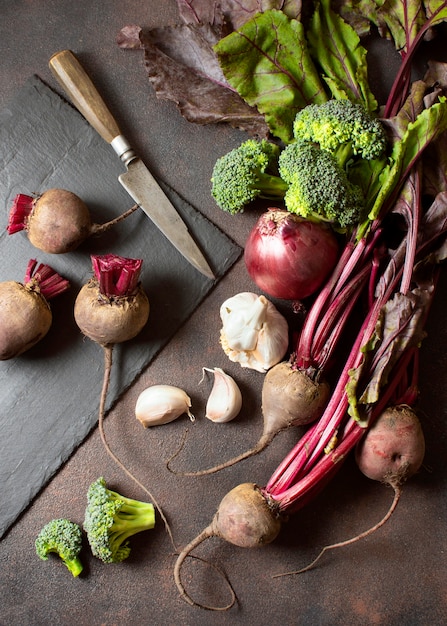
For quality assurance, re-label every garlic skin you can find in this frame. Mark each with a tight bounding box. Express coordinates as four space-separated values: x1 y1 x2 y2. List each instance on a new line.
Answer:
203 367 242 423
219 292 289 373
135 384 194 427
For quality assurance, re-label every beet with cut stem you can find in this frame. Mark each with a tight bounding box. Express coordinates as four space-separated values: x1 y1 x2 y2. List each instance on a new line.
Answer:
0 259 70 359
7 189 138 254
74 281 150 346
74 254 150 346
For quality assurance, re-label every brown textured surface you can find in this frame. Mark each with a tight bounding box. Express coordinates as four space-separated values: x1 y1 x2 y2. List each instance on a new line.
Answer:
1 2 447 625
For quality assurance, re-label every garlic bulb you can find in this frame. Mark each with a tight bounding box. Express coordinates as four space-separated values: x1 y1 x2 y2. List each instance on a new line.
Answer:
219 292 289 373
135 384 194 427
202 367 242 423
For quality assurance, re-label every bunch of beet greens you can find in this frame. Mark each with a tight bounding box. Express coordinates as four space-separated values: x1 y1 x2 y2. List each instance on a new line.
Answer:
135 1 447 610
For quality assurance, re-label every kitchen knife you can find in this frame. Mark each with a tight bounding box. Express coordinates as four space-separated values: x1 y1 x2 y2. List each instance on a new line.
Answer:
49 49 215 280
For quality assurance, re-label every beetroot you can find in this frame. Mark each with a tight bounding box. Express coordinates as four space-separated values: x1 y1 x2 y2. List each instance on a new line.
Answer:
74 254 149 346
0 259 69 359
261 361 330 431
74 255 176 551
355 405 425 486
174 483 281 609
7 189 138 254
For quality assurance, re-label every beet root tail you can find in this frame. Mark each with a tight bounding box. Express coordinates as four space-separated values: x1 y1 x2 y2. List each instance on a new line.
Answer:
167 433 274 477
173 521 236 611
273 484 402 578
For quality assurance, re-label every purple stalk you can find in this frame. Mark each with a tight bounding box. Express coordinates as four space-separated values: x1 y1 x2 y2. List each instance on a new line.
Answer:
7 194 34 235
294 236 372 372
24 259 70 300
294 220 386 376
311 264 370 369
384 4 447 118
91 254 143 298
294 237 358 370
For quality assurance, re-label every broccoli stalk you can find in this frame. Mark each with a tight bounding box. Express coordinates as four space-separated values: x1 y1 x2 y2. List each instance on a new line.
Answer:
83 477 156 564
211 138 287 214
35 518 83 577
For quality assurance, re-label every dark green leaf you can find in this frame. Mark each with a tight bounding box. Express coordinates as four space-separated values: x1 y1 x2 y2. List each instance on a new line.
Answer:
307 0 378 110
214 9 327 142
369 97 447 221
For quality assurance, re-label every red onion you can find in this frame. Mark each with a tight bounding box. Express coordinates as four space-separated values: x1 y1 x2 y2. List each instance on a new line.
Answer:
244 209 339 301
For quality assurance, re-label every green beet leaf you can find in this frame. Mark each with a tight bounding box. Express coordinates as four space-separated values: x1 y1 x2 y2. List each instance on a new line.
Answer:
369 97 447 222
307 0 378 111
336 0 447 52
214 9 327 143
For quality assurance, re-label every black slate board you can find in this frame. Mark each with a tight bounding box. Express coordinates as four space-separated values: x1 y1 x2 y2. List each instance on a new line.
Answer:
0 76 241 539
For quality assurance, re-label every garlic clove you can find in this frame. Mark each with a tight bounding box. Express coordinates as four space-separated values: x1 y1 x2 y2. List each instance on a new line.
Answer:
135 384 194 427
203 367 242 423
250 314 289 371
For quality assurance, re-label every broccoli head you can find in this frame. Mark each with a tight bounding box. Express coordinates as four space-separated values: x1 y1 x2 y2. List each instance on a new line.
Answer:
278 141 364 229
83 477 155 564
292 99 387 162
211 139 288 214
35 518 83 577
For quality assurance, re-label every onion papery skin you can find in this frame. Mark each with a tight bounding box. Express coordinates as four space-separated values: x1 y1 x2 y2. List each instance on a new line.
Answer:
244 209 339 301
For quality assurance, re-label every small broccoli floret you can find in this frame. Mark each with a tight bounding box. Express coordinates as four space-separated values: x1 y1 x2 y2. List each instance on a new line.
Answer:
35 518 83 577
278 141 364 229
83 477 155 564
211 139 288 214
292 99 387 162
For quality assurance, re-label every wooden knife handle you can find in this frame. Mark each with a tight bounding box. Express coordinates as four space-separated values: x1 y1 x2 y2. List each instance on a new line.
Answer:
49 49 121 144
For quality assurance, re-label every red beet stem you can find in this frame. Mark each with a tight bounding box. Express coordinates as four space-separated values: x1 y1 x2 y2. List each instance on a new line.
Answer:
91 254 143 297
7 194 34 234
295 226 384 374
383 6 446 118
266 346 417 513
265 240 441 512
24 259 70 300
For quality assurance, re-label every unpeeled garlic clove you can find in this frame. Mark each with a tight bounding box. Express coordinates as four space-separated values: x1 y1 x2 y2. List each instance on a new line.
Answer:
135 384 194 427
203 367 242 423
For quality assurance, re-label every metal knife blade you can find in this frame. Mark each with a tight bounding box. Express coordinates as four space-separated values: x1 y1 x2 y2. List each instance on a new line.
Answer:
119 157 215 278
48 49 215 279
